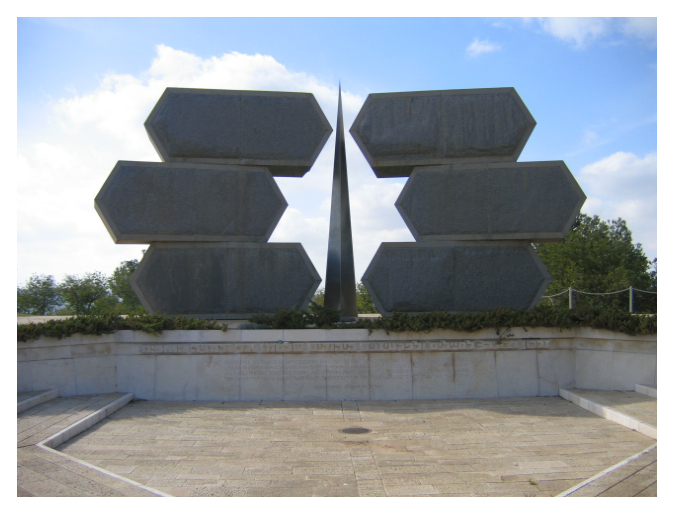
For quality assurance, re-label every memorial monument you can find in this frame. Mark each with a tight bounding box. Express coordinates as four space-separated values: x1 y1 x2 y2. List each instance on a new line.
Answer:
96 88 329 317
324 86 358 319
352 88 586 314
95 86 585 317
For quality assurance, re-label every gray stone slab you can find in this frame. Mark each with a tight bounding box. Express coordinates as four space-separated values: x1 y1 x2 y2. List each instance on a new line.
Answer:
350 88 536 177
131 242 321 318
95 162 287 243
396 162 585 241
361 242 550 315
145 88 333 177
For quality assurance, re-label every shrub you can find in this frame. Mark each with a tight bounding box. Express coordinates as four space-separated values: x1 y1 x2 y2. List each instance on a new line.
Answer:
18 314 226 342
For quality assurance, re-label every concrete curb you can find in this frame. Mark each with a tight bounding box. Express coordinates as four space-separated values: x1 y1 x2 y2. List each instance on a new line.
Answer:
559 388 657 439
36 392 173 497
635 384 657 398
18 390 59 413
556 443 657 497
39 393 135 449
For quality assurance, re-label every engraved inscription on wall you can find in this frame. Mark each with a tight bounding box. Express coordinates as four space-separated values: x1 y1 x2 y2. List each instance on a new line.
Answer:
139 339 551 355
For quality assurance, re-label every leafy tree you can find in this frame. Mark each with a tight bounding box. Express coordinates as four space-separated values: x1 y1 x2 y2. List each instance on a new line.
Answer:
535 214 656 312
58 271 111 315
17 274 61 315
109 259 145 314
311 282 378 314
356 282 378 314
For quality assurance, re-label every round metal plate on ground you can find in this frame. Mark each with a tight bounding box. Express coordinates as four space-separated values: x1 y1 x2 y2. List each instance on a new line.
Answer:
339 427 371 434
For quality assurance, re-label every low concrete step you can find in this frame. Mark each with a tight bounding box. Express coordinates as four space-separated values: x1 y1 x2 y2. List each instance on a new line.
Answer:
17 390 59 413
17 392 170 497
635 384 657 398
559 388 656 439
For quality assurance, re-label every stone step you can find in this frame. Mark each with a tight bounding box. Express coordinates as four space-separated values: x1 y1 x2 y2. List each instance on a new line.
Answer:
559 388 656 439
17 392 170 497
18 394 126 447
635 384 657 398
17 390 59 413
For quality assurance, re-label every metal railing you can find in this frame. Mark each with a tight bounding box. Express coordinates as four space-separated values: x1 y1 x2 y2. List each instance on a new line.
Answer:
541 286 657 313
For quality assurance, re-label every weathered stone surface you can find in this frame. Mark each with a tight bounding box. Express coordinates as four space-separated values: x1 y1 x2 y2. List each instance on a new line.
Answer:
350 87 536 177
131 242 320 318
95 161 287 243
362 242 550 315
145 88 333 177
396 162 585 241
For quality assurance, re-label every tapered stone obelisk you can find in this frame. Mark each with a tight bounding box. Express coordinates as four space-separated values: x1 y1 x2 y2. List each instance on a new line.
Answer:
324 86 358 319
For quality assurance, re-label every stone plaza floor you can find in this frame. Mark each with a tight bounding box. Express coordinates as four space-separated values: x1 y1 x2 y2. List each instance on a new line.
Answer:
18 394 656 497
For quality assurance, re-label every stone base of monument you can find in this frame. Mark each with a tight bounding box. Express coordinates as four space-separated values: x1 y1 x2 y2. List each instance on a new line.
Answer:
18 328 656 401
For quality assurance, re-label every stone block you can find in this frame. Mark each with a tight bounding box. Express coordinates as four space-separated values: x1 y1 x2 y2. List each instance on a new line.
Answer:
95 162 286 243
29 359 77 396
196 354 242 401
454 352 498 398
609 352 657 390
369 353 413 400
145 88 333 177
396 162 585 241
73 356 116 395
116 355 156 400
240 355 283 401
362 242 551 314
131 242 321 318
325 354 370 401
575 350 614 389
350 87 536 177
495 350 538 397
411 352 455 399
536 349 575 396
283 355 327 401
155 355 199 400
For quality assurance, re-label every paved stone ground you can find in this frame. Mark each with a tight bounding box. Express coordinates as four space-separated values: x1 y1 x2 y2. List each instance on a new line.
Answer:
565 446 657 497
17 395 162 497
54 397 655 497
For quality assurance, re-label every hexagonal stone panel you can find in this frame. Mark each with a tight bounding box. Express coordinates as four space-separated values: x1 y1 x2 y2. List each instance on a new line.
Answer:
362 242 551 315
145 88 333 177
396 161 586 242
350 87 536 177
95 162 287 243
131 242 321 318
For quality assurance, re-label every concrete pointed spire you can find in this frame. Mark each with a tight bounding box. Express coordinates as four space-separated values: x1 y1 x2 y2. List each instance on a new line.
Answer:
324 84 358 319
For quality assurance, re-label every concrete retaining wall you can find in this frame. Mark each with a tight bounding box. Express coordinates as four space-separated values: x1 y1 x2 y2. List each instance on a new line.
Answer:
17 328 656 401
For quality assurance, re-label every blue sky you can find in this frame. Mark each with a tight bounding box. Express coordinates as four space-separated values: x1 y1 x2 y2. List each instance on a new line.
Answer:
16 16 658 288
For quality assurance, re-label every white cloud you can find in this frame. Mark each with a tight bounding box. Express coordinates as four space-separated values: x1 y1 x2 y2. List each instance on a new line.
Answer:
533 17 656 49
578 151 656 257
619 17 657 41
18 45 415 286
466 38 501 57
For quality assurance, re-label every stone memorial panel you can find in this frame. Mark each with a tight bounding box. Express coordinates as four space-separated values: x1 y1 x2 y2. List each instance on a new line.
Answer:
95 162 287 243
131 242 321 317
145 88 333 177
362 242 550 314
396 162 586 241
350 87 536 177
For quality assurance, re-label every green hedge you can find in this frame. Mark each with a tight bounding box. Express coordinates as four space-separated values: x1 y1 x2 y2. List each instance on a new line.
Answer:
249 305 656 336
17 306 656 343
17 314 226 342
